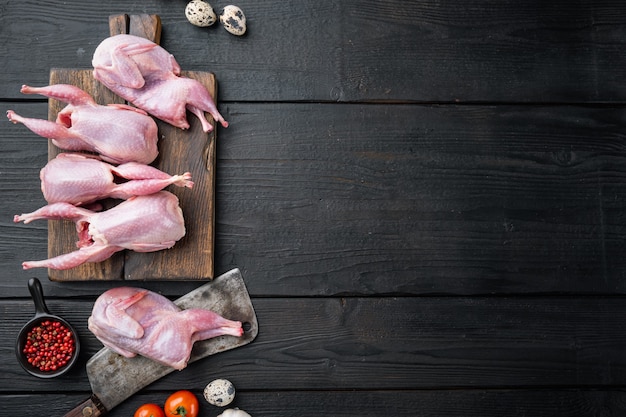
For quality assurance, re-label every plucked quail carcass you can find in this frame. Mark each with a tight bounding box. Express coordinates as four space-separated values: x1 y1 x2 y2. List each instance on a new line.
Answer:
14 191 185 270
6 84 159 164
88 286 243 370
92 34 228 132
41 153 193 205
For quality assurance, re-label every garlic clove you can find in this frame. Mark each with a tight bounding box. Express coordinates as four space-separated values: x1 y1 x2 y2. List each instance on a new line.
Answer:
217 408 252 417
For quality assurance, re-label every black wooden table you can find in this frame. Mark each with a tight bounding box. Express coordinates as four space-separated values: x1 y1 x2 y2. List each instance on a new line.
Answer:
1 1 626 416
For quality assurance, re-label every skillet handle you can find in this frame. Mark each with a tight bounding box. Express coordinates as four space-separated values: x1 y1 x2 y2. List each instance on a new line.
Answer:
63 394 108 417
28 278 50 316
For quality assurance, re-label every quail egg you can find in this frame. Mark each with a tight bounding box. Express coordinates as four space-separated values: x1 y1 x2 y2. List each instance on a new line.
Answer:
185 0 217 27
204 378 236 406
219 5 247 36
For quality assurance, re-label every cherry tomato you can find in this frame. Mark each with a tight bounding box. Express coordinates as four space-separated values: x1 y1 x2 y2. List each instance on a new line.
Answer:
164 390 199 417
134 403 165 417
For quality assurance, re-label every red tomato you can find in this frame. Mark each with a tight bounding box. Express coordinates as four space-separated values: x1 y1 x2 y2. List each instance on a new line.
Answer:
164 390 199 417
135 403 165 417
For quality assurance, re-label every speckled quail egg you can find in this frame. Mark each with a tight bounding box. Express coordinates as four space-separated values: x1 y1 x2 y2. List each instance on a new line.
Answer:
219 5 247 36
185 0 217 27
204 378 236 406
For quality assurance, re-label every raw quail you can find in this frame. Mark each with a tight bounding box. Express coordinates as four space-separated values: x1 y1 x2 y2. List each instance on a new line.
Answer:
92 34 228 132
7 84 159 164
88 286 243 369
41 153 193 205
14 191 185 270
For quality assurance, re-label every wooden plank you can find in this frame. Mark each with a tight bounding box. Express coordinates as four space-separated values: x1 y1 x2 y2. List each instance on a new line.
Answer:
43 15 217 280
3 390 626 417
212 103 626 296
2 102 626 294
2 1 626 103
2 297 626 390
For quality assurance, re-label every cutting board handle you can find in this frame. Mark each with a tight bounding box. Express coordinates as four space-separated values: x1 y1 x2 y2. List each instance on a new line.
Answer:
109 13 162 43
63 394 107 417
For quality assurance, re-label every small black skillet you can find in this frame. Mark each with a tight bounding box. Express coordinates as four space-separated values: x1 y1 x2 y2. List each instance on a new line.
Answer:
15 278 80 378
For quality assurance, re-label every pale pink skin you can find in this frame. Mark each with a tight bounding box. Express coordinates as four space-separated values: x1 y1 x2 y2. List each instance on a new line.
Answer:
92 34 229 132
41 153 193 205
88 287 243 369
14 191 186 270
6 84 159 164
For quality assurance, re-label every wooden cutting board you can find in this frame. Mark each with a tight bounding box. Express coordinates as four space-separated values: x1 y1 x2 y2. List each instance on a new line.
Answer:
47 14 217 281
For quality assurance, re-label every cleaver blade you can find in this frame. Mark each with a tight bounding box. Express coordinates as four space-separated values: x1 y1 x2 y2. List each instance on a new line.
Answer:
63 268 258 417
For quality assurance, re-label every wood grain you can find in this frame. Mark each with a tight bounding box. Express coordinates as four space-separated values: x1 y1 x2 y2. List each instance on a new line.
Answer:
1 297 626 390
2 1 626 103
3 390 626 417
3 101 626 294
2 3 626 416
128 14 162 43
213 103 626 296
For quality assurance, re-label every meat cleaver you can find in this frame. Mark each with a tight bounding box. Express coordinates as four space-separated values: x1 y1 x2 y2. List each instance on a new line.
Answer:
64 268 258 416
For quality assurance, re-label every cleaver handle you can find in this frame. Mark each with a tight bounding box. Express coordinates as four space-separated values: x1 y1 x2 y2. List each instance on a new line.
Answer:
63 394 108 417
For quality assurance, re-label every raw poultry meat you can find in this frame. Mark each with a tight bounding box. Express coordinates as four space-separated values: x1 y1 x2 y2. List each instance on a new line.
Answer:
14 191 185 270
88 286 243 370
41 153 193 205
6 84 159 164
92 34 228 133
